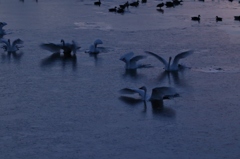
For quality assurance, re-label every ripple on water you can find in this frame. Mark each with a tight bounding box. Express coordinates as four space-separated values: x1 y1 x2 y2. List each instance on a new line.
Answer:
74 22 112 31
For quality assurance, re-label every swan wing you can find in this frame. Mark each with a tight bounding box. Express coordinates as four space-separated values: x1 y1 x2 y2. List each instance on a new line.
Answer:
40 43 62 52
119 88 145 98
119 52 134 61
172 50 194 67
150 87 178 100
12 38 24 46
130 55 146 62
0 22 7 29
70 40 80 54
145 51 168 67
0 38 8 45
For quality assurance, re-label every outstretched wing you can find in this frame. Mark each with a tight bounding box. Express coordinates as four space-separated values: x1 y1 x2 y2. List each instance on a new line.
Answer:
130 55 146 62
40 43 62 52
0 22 7 29
150 87 178 100
12 38 24 46
0 38 8 45
145 51 168 67
119 88 145 98
119 52 134 61
172 50 194 68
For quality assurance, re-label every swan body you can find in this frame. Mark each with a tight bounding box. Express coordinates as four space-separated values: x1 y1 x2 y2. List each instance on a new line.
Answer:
120 52 152 70
120 86 178 102
0 22 7 36
0 38 24 53
85 39 103 54
40 39 80 56
145 50 193 71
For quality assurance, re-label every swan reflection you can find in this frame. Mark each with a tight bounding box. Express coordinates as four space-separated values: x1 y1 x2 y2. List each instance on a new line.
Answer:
40 52 77 70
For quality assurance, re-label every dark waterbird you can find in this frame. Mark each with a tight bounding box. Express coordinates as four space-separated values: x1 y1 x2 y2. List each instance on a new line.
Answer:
156 3 164 8
234 16 240 21
129 0 139 7
216 16 222 22
142 0 147 3
109 7 117 12
191 15 200 21
119 1 129 9
94 0 101 6
165 1 174 8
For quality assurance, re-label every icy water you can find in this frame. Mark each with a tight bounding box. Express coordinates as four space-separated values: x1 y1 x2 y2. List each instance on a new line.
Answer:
0 0 240 158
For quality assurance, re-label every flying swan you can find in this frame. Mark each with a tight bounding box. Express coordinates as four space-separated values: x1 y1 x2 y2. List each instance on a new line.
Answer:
145 50 193 71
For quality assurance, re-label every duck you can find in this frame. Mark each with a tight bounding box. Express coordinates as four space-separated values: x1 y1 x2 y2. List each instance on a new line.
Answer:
85 39 103 54
156 3 164 8
142 0 147 3
216 16 222 22
129 0 139 7
120 1 129 9
0 22 7 36
191 15 200 21
119 86 179 102
109 7 117 12
165 1 174 8
117 8 125 14
145 50 193 71
0 38 24 53
120 52 152 70
234 16 240 21
40 39 80 57
94 0 101 6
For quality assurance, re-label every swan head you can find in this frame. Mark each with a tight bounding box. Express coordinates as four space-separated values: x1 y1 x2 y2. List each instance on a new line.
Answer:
60 39 65 45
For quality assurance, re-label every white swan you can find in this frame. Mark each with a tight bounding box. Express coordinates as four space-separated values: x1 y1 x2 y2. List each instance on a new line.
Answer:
0 38 24 53
145 50 193 71
0 22 7 36
120 86 178 102
120 52 152 70
85 39 103 54
40 39 80 56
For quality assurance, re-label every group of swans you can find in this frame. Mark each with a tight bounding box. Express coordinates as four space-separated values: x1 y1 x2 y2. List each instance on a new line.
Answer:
0 22 24 54
120 50 193 72
40 39 103 57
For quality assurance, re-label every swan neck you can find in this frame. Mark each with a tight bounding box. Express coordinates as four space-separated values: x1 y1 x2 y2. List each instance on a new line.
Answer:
168 57 172 71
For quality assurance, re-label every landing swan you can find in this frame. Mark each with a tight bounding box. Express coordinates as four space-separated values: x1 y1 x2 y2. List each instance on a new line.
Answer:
0 38 24 53
120 52 152 70
40 39 80 56
120 86 179 102
145 50 193 71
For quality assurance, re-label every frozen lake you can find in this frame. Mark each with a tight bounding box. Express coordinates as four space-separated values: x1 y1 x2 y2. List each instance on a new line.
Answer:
0 0 240 158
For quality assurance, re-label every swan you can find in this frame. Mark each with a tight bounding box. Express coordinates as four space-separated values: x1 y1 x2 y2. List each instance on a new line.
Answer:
85 39 103 54
40 39 80 56
0 38 24 53
145 50 193 71
192 15 200 21
120 86 179 102
0 22 7 36
120 52 152 70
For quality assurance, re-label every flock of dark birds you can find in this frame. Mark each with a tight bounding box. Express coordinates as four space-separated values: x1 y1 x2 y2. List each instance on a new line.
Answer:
94 0 240 23
0 0 239 110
